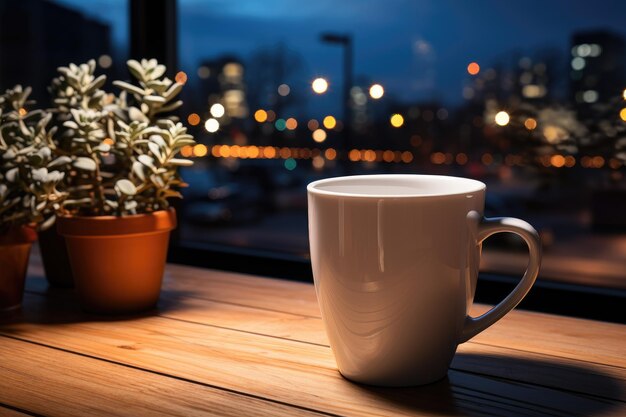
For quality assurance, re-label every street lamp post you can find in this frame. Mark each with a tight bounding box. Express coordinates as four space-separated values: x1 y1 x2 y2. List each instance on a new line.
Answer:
320 33 353 171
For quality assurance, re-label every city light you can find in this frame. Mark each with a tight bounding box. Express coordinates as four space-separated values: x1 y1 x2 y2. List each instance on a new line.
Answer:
494 111 510 126
308 119 319 131
275 119 286 131
524 118 537 130
582 90 598 103
390 114 404 128
312 128 327 143
312 156 325 169
210 103 225 118
550 155 565 168
180 145 193 158
254 109 268 123
204 118 219 133
193 144 208 157
266 110 276 122
285 118 298 130
571 57 585 71
197 66 211 79
187 113 201 126
324 148 337 160
623 89 626 100
312 78 329 94
369 84 384 99
323 115 336 129
98 54 112 69
467 62 480 75
284 158 297 170
175 71 188 85
278 84 290 96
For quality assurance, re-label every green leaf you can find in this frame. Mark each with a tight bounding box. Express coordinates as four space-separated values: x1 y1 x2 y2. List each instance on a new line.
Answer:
168 158 194 167
143 95 166 104
115 179 137 196
138 154 155 169
127 60 145 81
148 141 162 160
47 156 72 168
129 107 149 123
73 157 97 171
112 80 146 96
6 167 18 182
132 161 146 181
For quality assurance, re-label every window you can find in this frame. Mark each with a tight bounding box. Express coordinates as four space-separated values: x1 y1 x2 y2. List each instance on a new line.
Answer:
176 0 626 293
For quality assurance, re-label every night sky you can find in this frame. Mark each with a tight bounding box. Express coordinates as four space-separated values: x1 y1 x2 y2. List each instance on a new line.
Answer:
55 0 626 114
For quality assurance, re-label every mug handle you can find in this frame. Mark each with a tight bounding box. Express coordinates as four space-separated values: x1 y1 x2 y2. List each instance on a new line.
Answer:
460 211 542 343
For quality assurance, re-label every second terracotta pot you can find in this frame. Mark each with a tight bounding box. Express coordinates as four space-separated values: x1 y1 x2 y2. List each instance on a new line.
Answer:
57 209 176 314
0 226 37 312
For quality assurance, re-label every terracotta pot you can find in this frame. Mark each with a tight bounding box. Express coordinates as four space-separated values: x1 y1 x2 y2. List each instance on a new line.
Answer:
38 226 74 288
57 209 176 314
0 226 37 312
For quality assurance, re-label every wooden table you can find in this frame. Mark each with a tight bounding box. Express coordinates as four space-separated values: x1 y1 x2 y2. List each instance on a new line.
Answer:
1 256 624 417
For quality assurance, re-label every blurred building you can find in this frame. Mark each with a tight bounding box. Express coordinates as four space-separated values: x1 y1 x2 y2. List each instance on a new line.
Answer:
197 56 249 120
569 30 626 110
0 0 111 104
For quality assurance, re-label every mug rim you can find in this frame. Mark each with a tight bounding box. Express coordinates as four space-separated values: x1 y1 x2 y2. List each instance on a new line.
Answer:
307 174 486 199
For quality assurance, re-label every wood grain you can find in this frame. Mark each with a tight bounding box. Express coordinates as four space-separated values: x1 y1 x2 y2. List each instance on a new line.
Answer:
12 254 626 416
2 292 624 417
24 265 626 396
0 337 322 417
26 263 626 369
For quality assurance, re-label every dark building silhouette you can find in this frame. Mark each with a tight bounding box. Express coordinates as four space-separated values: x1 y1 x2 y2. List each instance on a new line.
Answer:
569 30 626 110
0 0 111 104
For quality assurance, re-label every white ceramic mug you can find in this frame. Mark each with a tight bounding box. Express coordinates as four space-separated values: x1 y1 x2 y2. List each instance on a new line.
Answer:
307 174 541 386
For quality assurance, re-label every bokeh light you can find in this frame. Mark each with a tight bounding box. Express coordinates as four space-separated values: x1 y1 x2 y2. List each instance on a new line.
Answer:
369 84 384 99
210 103 225 118
254 109 268 123
390 114 404 128
204 118 219 133
284 158 297 170
620 108 626 122
323 115 336 129
193 144 208 157
98 54 112 69
308 119 319 131
524 118 537 130
278 84 291 96
312 78 328 94
187 113 201 126
275 118 287 131
324 148 337 160
180 145 193 158
285 118 298 130
467 62 480 75
197 66 211 79
494 111 510 126
175 71 188 84
312 128 327 143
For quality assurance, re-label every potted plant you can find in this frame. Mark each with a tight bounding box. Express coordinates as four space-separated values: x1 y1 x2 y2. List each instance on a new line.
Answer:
49 59 195 314
0 85 68 311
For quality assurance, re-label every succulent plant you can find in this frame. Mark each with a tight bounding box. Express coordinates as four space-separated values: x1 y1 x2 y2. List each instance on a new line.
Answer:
49 59 195 216
0 85 68 232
